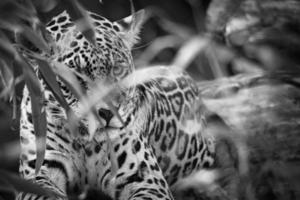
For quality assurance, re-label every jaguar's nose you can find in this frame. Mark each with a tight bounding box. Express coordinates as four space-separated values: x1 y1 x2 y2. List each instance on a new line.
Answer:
98 108 114 125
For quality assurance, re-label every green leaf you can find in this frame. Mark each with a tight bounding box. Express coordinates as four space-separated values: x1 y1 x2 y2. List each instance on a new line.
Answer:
0 170 55 197
172 36 209 71
37 59 70 113
32 0 59 13
0 59 15 101
23 0 36 11
87 111 98 140
0 31 18 60
0 176 15 194
61 0 96 46
0 1 36 21
51 61 84 136
0 19 22 32
0 59 13 85
17 56 47 175
51 61 84 99
21 25 50 54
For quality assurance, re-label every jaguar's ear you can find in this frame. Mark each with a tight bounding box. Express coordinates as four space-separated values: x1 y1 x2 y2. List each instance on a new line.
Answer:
114 9 147 48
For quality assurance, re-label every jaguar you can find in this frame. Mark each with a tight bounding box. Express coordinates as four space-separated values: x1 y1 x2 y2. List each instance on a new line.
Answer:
17 7 215 200
17 8 173 200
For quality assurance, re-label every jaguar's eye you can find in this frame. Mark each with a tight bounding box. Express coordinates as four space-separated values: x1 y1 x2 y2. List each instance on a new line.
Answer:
112 64 124 76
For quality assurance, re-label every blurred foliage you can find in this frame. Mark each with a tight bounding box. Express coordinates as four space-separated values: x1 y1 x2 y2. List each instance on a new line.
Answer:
0 0 300 200
0 0 99 198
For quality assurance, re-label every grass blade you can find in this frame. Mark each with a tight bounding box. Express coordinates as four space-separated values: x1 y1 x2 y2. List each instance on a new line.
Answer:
21 25 50 54
0 170 56 197
51 61 84 100
61 0 96 46
0 32 19 60
172 36 209 71
32 0 58 13
0 1 36 22
17 56 47 175
37 59 70 113
0 59 14 101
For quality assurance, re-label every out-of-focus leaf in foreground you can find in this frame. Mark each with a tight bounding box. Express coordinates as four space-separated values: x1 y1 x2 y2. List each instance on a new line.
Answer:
19 25 50 55
0 170 55 198
0 32 19 61
0 0 36 24
0 59 15 101
61 0 96 46
17 56 47 175
51 61 103 139
32 0 58 13
37 59 71 114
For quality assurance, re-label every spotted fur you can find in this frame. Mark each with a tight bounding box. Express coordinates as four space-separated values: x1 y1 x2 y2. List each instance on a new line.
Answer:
18 8 215 200
17 9 173 200
100 66 216 191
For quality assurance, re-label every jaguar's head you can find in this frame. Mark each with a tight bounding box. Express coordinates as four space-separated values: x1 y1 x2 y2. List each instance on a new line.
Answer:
47 9 146 89
45 8 148 118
